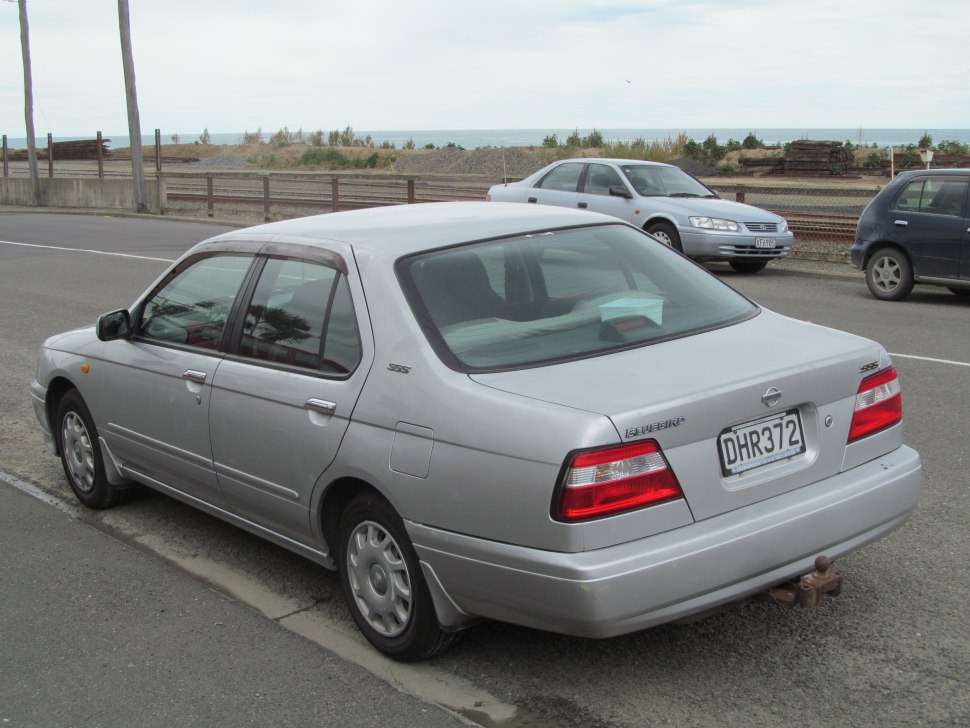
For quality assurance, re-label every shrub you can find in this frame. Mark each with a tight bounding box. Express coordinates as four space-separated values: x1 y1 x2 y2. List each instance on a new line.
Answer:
170 133 181 144
937 139 969 156
741 132 763 149
307 130 324 147
403 138 416 150
423 143 436 150
198 128 211 145
270 127 292 147
917 131 933 149
542 133 559 148
242 128 263 145
583 129 604 147
565 129 582 147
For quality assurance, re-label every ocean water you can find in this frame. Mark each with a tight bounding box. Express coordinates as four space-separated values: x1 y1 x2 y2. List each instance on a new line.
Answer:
3 127 968 151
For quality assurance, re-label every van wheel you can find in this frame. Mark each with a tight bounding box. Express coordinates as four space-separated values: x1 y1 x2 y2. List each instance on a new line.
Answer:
56 390 122 509
645 222 683 252
338 492 455 661
866 248 914 301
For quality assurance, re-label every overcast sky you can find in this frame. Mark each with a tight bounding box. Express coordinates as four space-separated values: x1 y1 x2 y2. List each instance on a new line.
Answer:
1 0 967 138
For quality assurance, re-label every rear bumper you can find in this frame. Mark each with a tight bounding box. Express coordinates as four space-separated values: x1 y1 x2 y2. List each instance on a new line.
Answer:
408 445 921 638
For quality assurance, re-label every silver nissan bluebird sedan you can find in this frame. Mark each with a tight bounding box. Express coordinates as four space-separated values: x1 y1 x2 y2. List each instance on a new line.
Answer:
32 202 921 661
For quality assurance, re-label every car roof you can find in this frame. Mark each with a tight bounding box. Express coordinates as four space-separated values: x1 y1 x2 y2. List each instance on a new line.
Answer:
551 158 670 168
207 201 619 258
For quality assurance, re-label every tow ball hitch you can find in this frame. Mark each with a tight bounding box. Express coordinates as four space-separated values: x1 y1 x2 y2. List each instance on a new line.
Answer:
762 556 843 608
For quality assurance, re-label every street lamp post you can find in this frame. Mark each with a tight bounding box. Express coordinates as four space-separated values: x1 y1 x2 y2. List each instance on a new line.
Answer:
919 148 934 170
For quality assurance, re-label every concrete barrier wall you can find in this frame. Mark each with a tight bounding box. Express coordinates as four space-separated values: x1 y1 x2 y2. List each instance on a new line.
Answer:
0 178 160 212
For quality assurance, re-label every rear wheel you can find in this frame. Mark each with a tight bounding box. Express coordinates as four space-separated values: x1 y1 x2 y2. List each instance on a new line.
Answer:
866 248 913 301
645 222 682 252
729 260 769 274
338 492 454 661
56 390 122 509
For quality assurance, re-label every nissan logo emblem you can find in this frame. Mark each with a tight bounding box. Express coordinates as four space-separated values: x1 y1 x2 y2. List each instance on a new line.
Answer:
762 387 783 407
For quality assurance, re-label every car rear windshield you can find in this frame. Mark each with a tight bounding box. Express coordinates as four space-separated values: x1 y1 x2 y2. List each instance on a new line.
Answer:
398 224 757 371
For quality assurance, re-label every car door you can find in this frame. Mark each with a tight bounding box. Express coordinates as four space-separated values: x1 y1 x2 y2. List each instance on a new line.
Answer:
97 252 257 505
527 161 585 209
208 243 371 542
578 162 637 223
889 174 969 279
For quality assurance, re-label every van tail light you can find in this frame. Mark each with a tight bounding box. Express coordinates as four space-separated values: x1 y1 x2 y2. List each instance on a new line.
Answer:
847 367 902 443
555 441 683 522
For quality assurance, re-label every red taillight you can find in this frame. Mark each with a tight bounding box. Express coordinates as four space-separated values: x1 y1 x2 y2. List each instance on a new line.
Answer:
485 193 492 201
555 441 683 522
848 367 902 443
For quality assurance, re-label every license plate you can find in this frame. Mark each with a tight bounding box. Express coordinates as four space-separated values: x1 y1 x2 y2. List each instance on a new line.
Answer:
754 237 776 248
718 409 805 476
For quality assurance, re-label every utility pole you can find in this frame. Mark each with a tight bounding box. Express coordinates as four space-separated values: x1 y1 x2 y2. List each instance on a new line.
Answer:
16 0 42 205
117 0 147 212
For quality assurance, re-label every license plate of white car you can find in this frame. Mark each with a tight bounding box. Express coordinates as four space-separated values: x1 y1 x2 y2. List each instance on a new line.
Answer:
754 237 776 248
718 409 805 476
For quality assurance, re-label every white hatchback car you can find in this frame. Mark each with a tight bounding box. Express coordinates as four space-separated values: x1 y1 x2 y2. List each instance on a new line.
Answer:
488 158 794 273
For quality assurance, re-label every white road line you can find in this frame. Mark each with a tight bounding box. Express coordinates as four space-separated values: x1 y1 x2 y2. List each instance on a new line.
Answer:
0 239 174 262
891 353 970 368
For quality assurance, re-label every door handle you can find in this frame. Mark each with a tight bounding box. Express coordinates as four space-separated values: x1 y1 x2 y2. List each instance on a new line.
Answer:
183 370 207 384
577 202 588 209
527 197 537 203
304 398 336 415
893 220 908 227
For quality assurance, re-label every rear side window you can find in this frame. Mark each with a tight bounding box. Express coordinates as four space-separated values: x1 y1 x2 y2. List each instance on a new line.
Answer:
238 257 361 374
893 176 969 217
398 224 757 371
536 162 584 192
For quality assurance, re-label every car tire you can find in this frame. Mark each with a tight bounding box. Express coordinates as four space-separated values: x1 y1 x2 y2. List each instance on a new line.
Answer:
56 390 122 509
338 492 455 661
729 260 769 274
645 222 683 252
866 248 914 301
947 287 970 297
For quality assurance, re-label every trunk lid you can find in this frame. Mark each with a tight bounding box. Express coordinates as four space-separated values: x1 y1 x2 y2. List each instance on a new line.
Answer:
471 310 892 520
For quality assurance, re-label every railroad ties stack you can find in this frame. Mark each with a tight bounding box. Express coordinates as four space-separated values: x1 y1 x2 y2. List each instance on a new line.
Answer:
738 140 854 176
3 138 110 161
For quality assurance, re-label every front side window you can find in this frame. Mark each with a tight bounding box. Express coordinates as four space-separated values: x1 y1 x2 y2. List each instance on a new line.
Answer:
583 164 626 196
536 162 584 192
893 176 968 217
238 257 361 374
399 225 757 371
138 254 254 349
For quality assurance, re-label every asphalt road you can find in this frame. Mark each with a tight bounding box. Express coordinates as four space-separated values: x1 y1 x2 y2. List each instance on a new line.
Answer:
1 213 968 728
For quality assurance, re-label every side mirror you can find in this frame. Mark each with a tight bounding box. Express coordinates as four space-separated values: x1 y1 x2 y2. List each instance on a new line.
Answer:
710 189 721 198
609 185 633 199
97 309 131 341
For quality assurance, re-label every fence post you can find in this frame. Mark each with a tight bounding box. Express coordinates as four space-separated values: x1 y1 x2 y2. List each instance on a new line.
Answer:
206 173 214 217
407 178 415 204
263 175 271 221
158 174 168 215
155 128 162 174
96 131 104 179
47 132 54 178
331 176 339 213
735 185 745 204
2 135 8 178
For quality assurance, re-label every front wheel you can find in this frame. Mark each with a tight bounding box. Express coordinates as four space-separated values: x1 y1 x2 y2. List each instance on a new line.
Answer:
645 222 683 252
56 390 122 509
338 492 455 661
729 260 769 274
866 248 914 301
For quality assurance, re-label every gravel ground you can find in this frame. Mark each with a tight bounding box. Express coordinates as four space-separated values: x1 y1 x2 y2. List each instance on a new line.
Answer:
393 147 546 178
